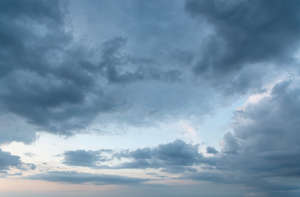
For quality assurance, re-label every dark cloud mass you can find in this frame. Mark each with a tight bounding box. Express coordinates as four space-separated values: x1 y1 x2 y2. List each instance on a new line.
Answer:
225 81 300 177
0 0 213 141
186 80 300 196
185 0 300 92
1 1 300 134
0 0 98 136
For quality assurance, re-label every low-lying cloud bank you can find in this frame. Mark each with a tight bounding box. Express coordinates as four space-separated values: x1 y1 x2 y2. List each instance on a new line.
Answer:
28 171 148 185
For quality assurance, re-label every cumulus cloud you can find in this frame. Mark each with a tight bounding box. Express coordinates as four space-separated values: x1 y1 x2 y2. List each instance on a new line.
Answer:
185 80 300 195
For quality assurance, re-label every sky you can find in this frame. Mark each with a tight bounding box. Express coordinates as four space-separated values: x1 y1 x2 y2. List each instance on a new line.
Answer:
1 0 300 196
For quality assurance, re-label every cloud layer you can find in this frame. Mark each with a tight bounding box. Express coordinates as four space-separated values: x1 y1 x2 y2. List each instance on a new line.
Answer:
63 140 212 173
28 171 148 185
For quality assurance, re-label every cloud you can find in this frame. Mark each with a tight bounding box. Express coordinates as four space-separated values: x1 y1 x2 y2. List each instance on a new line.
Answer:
62 140 214 173
0 148 35 174
0 0 96 135
2 0 300 144
0 0 216 141
0 149 22 171
222 80 300 177
185 80 300 195
63 149 112 167
185 0 300 93
36 80 300 195
206 146 218 154
0 114 37 144
114 140 205 173
28 171 148 185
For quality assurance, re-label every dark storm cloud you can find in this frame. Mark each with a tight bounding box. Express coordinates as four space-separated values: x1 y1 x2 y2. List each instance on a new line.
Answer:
0 0 98 136
185 80 300 195
0 0 216 141
0 0 188 140
2 0 300 142
0 0 122 135
28 171 148 185
185 0 300 92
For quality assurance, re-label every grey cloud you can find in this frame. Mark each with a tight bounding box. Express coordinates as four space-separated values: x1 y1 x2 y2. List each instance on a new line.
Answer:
186 80 300 195
0 0 216 142
28 171 148 185
63 149 111 167
116 140 203 172
0 148 35 174
63 140 212 173
186 171 299 194
98 37 182 84
0 149 22 171
0 114 37 144
206 146 218 154
0 0 100 135
185 0 300 93
2 0 300 143
3 1 300 194
221 80 300 177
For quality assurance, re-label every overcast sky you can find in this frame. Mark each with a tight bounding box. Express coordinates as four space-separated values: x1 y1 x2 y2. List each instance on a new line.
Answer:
1 0 300 197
